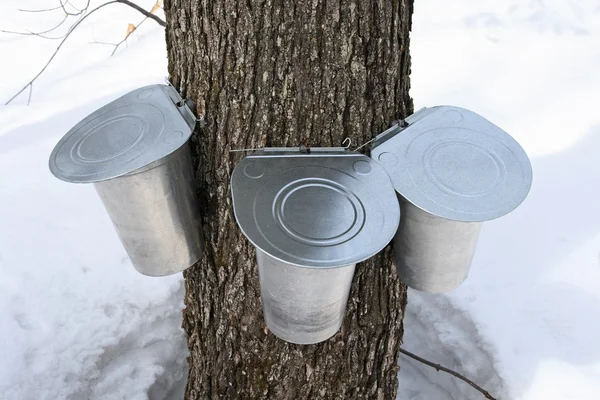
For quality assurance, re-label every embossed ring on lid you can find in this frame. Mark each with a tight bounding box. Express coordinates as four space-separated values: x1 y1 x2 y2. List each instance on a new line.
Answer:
49 84 196 183
371 106 532 222
231 150 400 268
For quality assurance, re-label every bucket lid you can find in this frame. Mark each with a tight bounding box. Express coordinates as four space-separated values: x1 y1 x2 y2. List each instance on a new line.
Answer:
231 148 400 268
49 84 196 183
371 106 532 222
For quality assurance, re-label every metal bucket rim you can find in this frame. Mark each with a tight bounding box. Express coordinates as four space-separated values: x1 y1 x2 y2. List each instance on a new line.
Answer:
243 232 390 269
255 246 358 269
396 188 532 223
49 139 192 184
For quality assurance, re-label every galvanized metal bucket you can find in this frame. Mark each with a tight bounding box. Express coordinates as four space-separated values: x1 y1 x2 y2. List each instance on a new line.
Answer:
49 84 203 276
231 148 400 344
371 106 532 293
256 249 356 344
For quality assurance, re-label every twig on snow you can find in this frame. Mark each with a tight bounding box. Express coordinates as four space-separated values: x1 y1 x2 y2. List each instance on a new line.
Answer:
398 347 497 400
0 14 69 39
18 5 63 13
5 0 166 105
66 0 88 12
115 0 165 27
91 11 154 56
59 0 90 16
4 1 118 105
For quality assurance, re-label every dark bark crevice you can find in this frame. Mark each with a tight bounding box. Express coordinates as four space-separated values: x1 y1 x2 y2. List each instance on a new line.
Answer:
164 0 413 398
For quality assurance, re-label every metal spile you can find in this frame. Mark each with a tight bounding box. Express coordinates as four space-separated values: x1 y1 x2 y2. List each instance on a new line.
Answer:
231 148 400 344
48 84 204 277
371 106 533 293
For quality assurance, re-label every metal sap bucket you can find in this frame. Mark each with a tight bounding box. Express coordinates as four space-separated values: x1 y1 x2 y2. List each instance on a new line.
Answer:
231 148 400 344
371 106 532 293
49 84 203 276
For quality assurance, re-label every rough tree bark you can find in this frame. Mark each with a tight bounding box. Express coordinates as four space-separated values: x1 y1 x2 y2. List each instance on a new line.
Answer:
164 0 413 398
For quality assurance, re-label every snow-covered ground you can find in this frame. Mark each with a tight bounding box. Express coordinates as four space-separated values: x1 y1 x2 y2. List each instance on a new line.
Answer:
400 1 600 399
1 0 599 399
0 2 188 399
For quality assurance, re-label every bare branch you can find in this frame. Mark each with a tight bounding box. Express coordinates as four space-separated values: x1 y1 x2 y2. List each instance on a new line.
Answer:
66 0 87 12
59 0 92 16
5 0 166 105
18 5 63 13
5 1 118 105
23 31 68 40
398 347 497 400
90 16 150 56
60 0 90 16
90 40 119 46
115 0 165 27
112 18 147 55
0 14 69 38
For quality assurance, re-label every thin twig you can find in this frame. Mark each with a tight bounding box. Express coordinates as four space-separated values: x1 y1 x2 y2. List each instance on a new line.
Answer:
398 347 497 400
4 1 118 105
118 17 148 57
60 0 90 16
66 0 87 12
90 0 165 56
89 16 148 55
115 17 146 55
0 14 69 38
90 40 119 45
18 5 63 13
115 0 165 26
5 0 166 105
23 31 68 40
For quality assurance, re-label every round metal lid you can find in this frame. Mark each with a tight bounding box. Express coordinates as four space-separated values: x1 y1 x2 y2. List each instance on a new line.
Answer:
371 106 532 222
49 84 196 183
231 149 400 268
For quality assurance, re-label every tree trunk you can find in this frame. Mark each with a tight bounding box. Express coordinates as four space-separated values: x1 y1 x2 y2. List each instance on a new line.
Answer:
164 0 413 398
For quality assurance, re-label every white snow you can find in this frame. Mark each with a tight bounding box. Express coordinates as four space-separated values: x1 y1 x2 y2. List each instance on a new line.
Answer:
1 0 599 399
399 1 600 399
1 1 187 400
